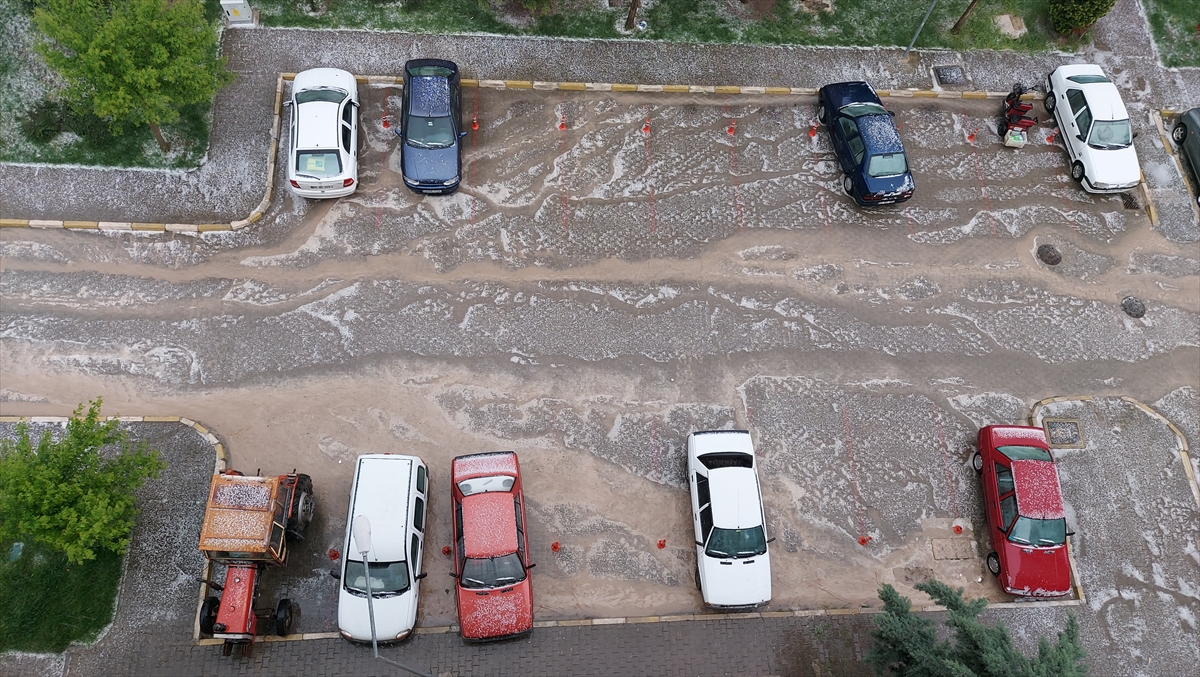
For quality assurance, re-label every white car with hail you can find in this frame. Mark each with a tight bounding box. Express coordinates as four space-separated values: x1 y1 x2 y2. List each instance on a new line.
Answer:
687 429 773 610
1045 64 1140 193
287 68 359 199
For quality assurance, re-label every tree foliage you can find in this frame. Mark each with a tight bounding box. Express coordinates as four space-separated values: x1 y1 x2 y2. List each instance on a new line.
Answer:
33 0 231 148
1047 0 1118 34
0 399 165 565
868 580 1087 677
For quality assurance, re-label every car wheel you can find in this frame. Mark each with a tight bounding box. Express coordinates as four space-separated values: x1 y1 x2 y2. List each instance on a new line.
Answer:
987 552 1001 576
817 103 827 125
286 474 314 542
275 599 295 637
1173 123 1187 144
842 174 854 197
1070 161 1085 183
1044 89 1056 115
694 561 702 591
971 452 983 473
199 596 220 635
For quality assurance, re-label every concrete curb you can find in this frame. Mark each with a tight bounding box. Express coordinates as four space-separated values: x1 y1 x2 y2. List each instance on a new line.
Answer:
1028 394 1196 509
0 415 227 642
0 73 1038 233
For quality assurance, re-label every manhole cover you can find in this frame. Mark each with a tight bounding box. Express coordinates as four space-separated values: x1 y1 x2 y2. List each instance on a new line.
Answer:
933 65 967 86
1037 244 1062 265
1044 419 1084 448
1122 296 1146 318
1120 192 1142 210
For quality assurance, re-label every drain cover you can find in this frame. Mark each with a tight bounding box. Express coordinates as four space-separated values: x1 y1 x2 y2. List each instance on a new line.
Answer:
1044 419 1084 448
1122 296 1146 318
1120 192 1142 210
1037 244 1062 265
933 65 967 86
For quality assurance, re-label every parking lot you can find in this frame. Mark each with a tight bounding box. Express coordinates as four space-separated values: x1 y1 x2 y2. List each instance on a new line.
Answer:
1 68 1197 675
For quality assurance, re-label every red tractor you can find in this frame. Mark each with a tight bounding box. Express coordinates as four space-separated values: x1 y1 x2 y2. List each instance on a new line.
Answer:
196 469 314 656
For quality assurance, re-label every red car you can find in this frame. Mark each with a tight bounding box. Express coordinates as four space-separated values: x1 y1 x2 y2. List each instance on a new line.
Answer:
450 451 535 641
973 425 1073 597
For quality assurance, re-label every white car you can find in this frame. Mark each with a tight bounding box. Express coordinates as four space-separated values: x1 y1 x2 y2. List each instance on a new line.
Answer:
337 454 428 643
287 68 359 199
1045 64 1140 193
687 430 772 609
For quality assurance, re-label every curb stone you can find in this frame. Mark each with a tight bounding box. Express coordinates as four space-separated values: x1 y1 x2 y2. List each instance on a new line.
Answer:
0 73 1038 234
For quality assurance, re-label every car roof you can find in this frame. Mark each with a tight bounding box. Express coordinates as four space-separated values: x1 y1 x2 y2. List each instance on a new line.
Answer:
708 467 764 529
1057 64 1128 121
350 456 416 560
1011 460 1065 519
857 114 904 154
408 76 451 117
461 491 518 558
453 451 519 482
295 101 340 149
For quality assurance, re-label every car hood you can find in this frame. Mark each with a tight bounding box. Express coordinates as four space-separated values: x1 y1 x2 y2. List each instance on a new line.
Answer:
1001 541 1071 597
699 550 771 607
458 579 533 639
1086 144 1141 186
863 171 914 197
402 144 459 183
338 586 419 641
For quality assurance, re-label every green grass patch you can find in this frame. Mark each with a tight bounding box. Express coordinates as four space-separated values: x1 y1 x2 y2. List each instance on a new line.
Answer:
255 0 518 33
0 541 123 653
1145 0 1200 67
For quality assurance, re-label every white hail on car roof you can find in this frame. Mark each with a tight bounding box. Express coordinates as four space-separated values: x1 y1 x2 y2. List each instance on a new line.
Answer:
1057 64 1129 122
708 467 763 529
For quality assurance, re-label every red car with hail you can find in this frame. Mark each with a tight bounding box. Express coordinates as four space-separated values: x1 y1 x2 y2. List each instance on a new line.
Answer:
974 425 1073 597
450 451 535 641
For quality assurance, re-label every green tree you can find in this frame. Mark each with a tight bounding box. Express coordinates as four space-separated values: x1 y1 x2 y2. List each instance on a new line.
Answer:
868 580 1087 677
1047 0 1118 35
33 0 232 152
0 399 165 565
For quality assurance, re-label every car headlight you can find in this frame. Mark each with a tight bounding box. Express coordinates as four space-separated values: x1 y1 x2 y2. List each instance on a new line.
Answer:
395 629 411 640
443 176 459 186
340 630 352 640
404 176 418 185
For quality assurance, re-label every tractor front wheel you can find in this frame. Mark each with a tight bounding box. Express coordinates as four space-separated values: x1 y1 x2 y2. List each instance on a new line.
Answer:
200 596 220 635
275 599 296 637
286 474 314 542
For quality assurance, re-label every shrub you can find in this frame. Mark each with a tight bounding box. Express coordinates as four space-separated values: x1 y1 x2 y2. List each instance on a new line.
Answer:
1048 0 1117 34
20 100 68 143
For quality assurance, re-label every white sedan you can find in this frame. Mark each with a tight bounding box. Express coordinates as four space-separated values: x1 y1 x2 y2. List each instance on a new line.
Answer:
687 430 772 610
287 68 359 199
1045 64 1140 193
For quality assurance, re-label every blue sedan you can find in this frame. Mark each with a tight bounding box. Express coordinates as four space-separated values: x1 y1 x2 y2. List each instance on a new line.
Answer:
399 59 465 195
817 82 915 206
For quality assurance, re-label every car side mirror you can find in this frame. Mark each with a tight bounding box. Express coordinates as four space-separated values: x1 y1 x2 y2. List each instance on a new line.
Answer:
329 570 341 580
283 100 292 107
766 537 776 544
414 572 428 581
448 572 459 578
887 110 895 117
459 131 468 138
1077 134 1086 142
1131 131 1139 139
1066 531 1076 537
526 563 536 570
695 541 703 546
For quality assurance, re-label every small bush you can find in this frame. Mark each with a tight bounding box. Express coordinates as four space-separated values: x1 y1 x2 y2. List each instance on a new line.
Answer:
21 100 68 143
1048 0 1117 34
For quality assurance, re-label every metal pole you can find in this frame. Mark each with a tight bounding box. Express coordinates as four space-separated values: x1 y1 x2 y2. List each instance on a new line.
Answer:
356 518 435 677
902 0 940 60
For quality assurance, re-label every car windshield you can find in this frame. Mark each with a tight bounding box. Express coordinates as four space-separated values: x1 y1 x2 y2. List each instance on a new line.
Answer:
842 102 888 118
1008 517 1066 546
295 151 342 178
460 552 526 589
406 116 456 149
295 88 347 105
867 152 908 177
344 559 410 597
1087 119 1132 149
997 445 1052 462
705 526 767 559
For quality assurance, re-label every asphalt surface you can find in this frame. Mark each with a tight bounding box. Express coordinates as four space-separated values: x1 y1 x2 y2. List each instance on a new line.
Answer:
2 0 1199 675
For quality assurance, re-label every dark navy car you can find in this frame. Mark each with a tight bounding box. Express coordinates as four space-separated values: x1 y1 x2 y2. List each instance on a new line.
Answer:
399 59 464 195
817 82 914 206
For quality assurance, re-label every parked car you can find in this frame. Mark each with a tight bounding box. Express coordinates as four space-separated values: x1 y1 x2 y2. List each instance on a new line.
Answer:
337 454 429 643
817 82 914 206
287 68 359 199
1044 64 1140 193
687 430 772 609
1172 108 1200 204
399 59 465 195
973 426 1073 598
450 451 534 641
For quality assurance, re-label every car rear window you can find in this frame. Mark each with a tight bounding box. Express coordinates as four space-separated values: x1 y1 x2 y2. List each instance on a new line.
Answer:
296 88 347 105
698 452 753 470
1066 74 1110 84
295 151 342 178
997 445 1052 462
867 152 908 177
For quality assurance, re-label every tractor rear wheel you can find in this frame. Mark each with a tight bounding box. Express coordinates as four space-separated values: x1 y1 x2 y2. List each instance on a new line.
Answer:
275 599 296 637
286 474 314 541
200 596 220 635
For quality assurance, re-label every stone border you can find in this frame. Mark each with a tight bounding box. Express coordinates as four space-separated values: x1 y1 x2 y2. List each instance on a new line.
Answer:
0 74 1037 233
0 414 227 643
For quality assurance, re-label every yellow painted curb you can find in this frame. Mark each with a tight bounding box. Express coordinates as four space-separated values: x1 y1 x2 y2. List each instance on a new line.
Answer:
63 220 99 229
198 223 232 232
558 81 586 91
611 83 638 92
713 86 741 95
764 87 792 95
505 80 534 89
131 222 166 231
461 78 479 87
0 218 29 227
912 90 939 98
962 91 989 99
662 84 690 93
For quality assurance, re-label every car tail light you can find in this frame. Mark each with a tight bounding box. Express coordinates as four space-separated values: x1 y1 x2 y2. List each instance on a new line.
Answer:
862 193 884 202
343 178 355 187
289 180 299 188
